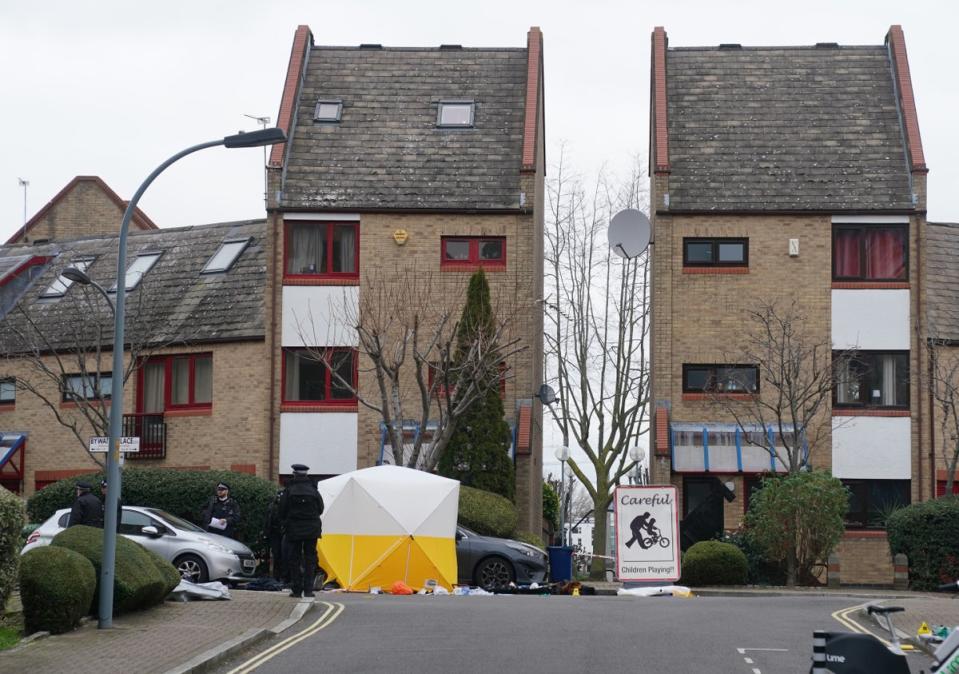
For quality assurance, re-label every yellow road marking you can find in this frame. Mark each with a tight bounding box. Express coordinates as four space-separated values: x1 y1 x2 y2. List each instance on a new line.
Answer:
227 601 345 674
831 603 893 648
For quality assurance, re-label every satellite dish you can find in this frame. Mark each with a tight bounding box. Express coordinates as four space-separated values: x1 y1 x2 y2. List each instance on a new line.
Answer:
535 384 557 406
607 208 651 259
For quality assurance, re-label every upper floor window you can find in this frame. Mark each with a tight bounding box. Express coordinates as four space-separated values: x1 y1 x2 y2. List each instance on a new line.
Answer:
441 237 506 268
139 353 213 413
683 364 758 394
833 225 907 281
41 257 96 298
202 238 250 274
314 99 343 123
0 378 14 405
62 373 112 402
283 348 357 404
285 222 358 279
437 101 474 127
683 238 748 267
833 351 909 408
111 252 162 291
842 479 910 529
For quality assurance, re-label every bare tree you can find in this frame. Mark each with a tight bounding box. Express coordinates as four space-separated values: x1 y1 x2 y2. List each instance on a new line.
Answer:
710 300 846 475
929 339 959 496
544 147 651 579
0 280 175 468
294 271 524 471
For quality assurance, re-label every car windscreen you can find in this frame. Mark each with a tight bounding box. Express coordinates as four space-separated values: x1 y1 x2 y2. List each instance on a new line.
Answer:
145 508 204 532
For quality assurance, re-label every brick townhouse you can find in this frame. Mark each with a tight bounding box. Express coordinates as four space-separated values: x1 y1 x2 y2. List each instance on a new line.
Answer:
0 177 271 495
648 26 930 583
263 26 546 530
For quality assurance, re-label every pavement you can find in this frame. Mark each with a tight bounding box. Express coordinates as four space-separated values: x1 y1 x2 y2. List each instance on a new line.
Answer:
1 583 956 673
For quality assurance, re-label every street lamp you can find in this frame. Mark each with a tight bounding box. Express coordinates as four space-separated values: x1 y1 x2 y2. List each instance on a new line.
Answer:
554 445 569 546
62 267 115 315
628 445 644 486
97 126 286 629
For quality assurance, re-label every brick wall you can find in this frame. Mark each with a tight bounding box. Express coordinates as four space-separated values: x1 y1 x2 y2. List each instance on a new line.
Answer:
838 534 895 586
0 340 269 496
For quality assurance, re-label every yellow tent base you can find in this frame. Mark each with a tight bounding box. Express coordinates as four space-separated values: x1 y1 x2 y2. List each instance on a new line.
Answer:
318 533 457 592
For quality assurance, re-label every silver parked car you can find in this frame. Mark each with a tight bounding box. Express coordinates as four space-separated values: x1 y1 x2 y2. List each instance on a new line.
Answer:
22 506 257 583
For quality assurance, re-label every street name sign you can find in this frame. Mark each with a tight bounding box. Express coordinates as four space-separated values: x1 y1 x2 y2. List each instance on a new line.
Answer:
88 436 140 453
614 485 681 583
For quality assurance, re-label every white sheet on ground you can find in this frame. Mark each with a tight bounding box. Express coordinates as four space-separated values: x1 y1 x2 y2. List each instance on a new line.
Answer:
168 579 232 601
617 585 692 597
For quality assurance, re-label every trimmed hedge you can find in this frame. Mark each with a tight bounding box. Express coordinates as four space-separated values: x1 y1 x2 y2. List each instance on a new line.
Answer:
0 486 25 610
51 525 178 614
887 496 959 591
514 531 545 550
458 485 517 538
681 540 749 586
19 546 96 634
27 468 277 552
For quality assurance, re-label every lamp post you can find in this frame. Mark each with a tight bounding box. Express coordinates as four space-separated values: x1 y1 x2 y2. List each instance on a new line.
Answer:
628 445 644 486
554 445 569 546
62 267 115 315
97 127 286 629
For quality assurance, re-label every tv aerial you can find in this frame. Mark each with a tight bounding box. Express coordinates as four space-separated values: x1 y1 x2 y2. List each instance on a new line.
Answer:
607 208 651 259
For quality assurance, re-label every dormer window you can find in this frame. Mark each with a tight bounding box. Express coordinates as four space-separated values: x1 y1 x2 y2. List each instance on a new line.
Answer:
437 101 474 127
201 238 250 274
314 99 343 122
111 252 161 291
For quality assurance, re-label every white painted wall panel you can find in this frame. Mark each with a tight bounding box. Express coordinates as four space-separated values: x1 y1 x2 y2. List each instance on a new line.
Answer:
831 289 910 350
282 286 358 347
832 416 911 479
280 412 358 475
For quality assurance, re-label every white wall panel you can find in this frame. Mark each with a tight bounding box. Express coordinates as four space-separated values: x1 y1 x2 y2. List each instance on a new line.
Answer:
832 416 911 479
280 412 358 475
282 286 358 347
831 289 910 350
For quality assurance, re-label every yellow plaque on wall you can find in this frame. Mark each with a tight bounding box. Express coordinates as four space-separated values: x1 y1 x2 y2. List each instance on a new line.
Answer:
393 229 409 245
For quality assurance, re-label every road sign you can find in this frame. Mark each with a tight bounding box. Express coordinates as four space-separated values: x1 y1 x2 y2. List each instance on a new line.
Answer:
614 485 681 583
88 436 140 453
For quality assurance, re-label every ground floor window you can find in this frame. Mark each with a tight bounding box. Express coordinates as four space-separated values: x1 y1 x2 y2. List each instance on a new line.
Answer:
841 479 910 529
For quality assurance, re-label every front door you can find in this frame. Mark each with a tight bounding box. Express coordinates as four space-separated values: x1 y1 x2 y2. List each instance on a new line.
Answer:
681 476 725 551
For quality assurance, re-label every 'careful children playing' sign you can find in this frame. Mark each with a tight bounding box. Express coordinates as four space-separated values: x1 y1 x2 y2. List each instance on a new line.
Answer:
614 485 681 583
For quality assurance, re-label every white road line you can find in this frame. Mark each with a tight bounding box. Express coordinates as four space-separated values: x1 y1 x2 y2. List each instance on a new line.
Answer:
752 669 761 674
744 657 754 664
739 648 788 652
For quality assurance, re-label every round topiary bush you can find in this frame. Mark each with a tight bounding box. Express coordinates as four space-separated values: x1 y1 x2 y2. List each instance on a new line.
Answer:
0 485 25 610
458 485 518 538
27 468 277 552
681 540 749 586
19 546 96 634
51 525 178 615
887 496 959 591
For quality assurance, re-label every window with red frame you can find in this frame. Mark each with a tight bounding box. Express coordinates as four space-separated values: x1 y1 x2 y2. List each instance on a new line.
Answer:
832 225 908 281
441 237 506 267
138 354 212 412
428 361 508 397
283 348 357 403
285 222 358 278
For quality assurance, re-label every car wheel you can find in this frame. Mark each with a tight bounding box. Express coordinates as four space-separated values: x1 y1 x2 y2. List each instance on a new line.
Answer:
174 553 209 583
474 556 514 591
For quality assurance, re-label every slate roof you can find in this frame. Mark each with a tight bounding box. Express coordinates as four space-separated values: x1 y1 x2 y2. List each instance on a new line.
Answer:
927 222 959 342
665 45 913 211
0 220 266 354
281 46 529 211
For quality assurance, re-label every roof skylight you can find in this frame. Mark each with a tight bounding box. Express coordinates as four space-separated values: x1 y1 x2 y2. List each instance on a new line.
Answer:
41 257 95 298
314 99 343 122
110 252 161 292
201 238 250 274
437 101 474 127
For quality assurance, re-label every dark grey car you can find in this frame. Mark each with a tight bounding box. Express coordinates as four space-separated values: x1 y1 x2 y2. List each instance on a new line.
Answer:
455 526 548 590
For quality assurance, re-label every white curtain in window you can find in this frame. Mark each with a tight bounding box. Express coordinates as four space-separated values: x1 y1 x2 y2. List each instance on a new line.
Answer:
285 351 302 400
172 358 190 405
194 356 212 404
836 359 850 404
335 225 356 273
882 355 897 406
143 362 165 413
289 225 325 274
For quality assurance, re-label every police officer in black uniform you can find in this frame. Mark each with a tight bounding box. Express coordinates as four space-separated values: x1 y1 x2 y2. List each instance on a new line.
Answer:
200 482 241 540
262 490 286 582
279 464 324 598
68 481 104 528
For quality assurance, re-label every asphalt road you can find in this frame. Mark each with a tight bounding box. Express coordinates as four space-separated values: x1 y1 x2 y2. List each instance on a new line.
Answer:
214 594 935 674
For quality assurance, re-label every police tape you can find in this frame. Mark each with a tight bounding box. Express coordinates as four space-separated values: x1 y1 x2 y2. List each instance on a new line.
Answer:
570 550 617 561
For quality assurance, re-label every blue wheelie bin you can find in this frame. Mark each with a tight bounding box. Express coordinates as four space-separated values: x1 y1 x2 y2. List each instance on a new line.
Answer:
547 545 574 582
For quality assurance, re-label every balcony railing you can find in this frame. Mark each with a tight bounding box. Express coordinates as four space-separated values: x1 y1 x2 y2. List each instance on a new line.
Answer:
122 413 166 459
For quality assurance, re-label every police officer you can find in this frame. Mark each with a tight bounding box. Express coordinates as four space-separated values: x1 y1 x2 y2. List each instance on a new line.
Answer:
280 464 324 598
262 490 286 582
68 481 104 528
200 482 241 540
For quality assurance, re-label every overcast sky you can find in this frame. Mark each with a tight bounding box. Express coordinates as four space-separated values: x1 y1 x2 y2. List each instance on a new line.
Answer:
2 1 955 482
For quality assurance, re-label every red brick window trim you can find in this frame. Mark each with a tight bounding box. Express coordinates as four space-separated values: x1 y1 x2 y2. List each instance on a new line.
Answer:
0 403 14 412
441 236 506 270
280 403 359 413
163 407 213 418
682 267 749 275
60 400 112 410
283 277 360 287
682 392 756 402
832 409 910 418
831 281 910 290
284 221 360 282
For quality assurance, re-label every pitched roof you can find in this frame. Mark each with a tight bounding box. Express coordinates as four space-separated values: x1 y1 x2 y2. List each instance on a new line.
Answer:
5 176 157 245
0 219 266 354
658 36 917 212
277 35 537 212
927 222 959 342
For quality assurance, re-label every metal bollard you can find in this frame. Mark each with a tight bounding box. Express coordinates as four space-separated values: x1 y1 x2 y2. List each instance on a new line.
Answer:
812 630 828 673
